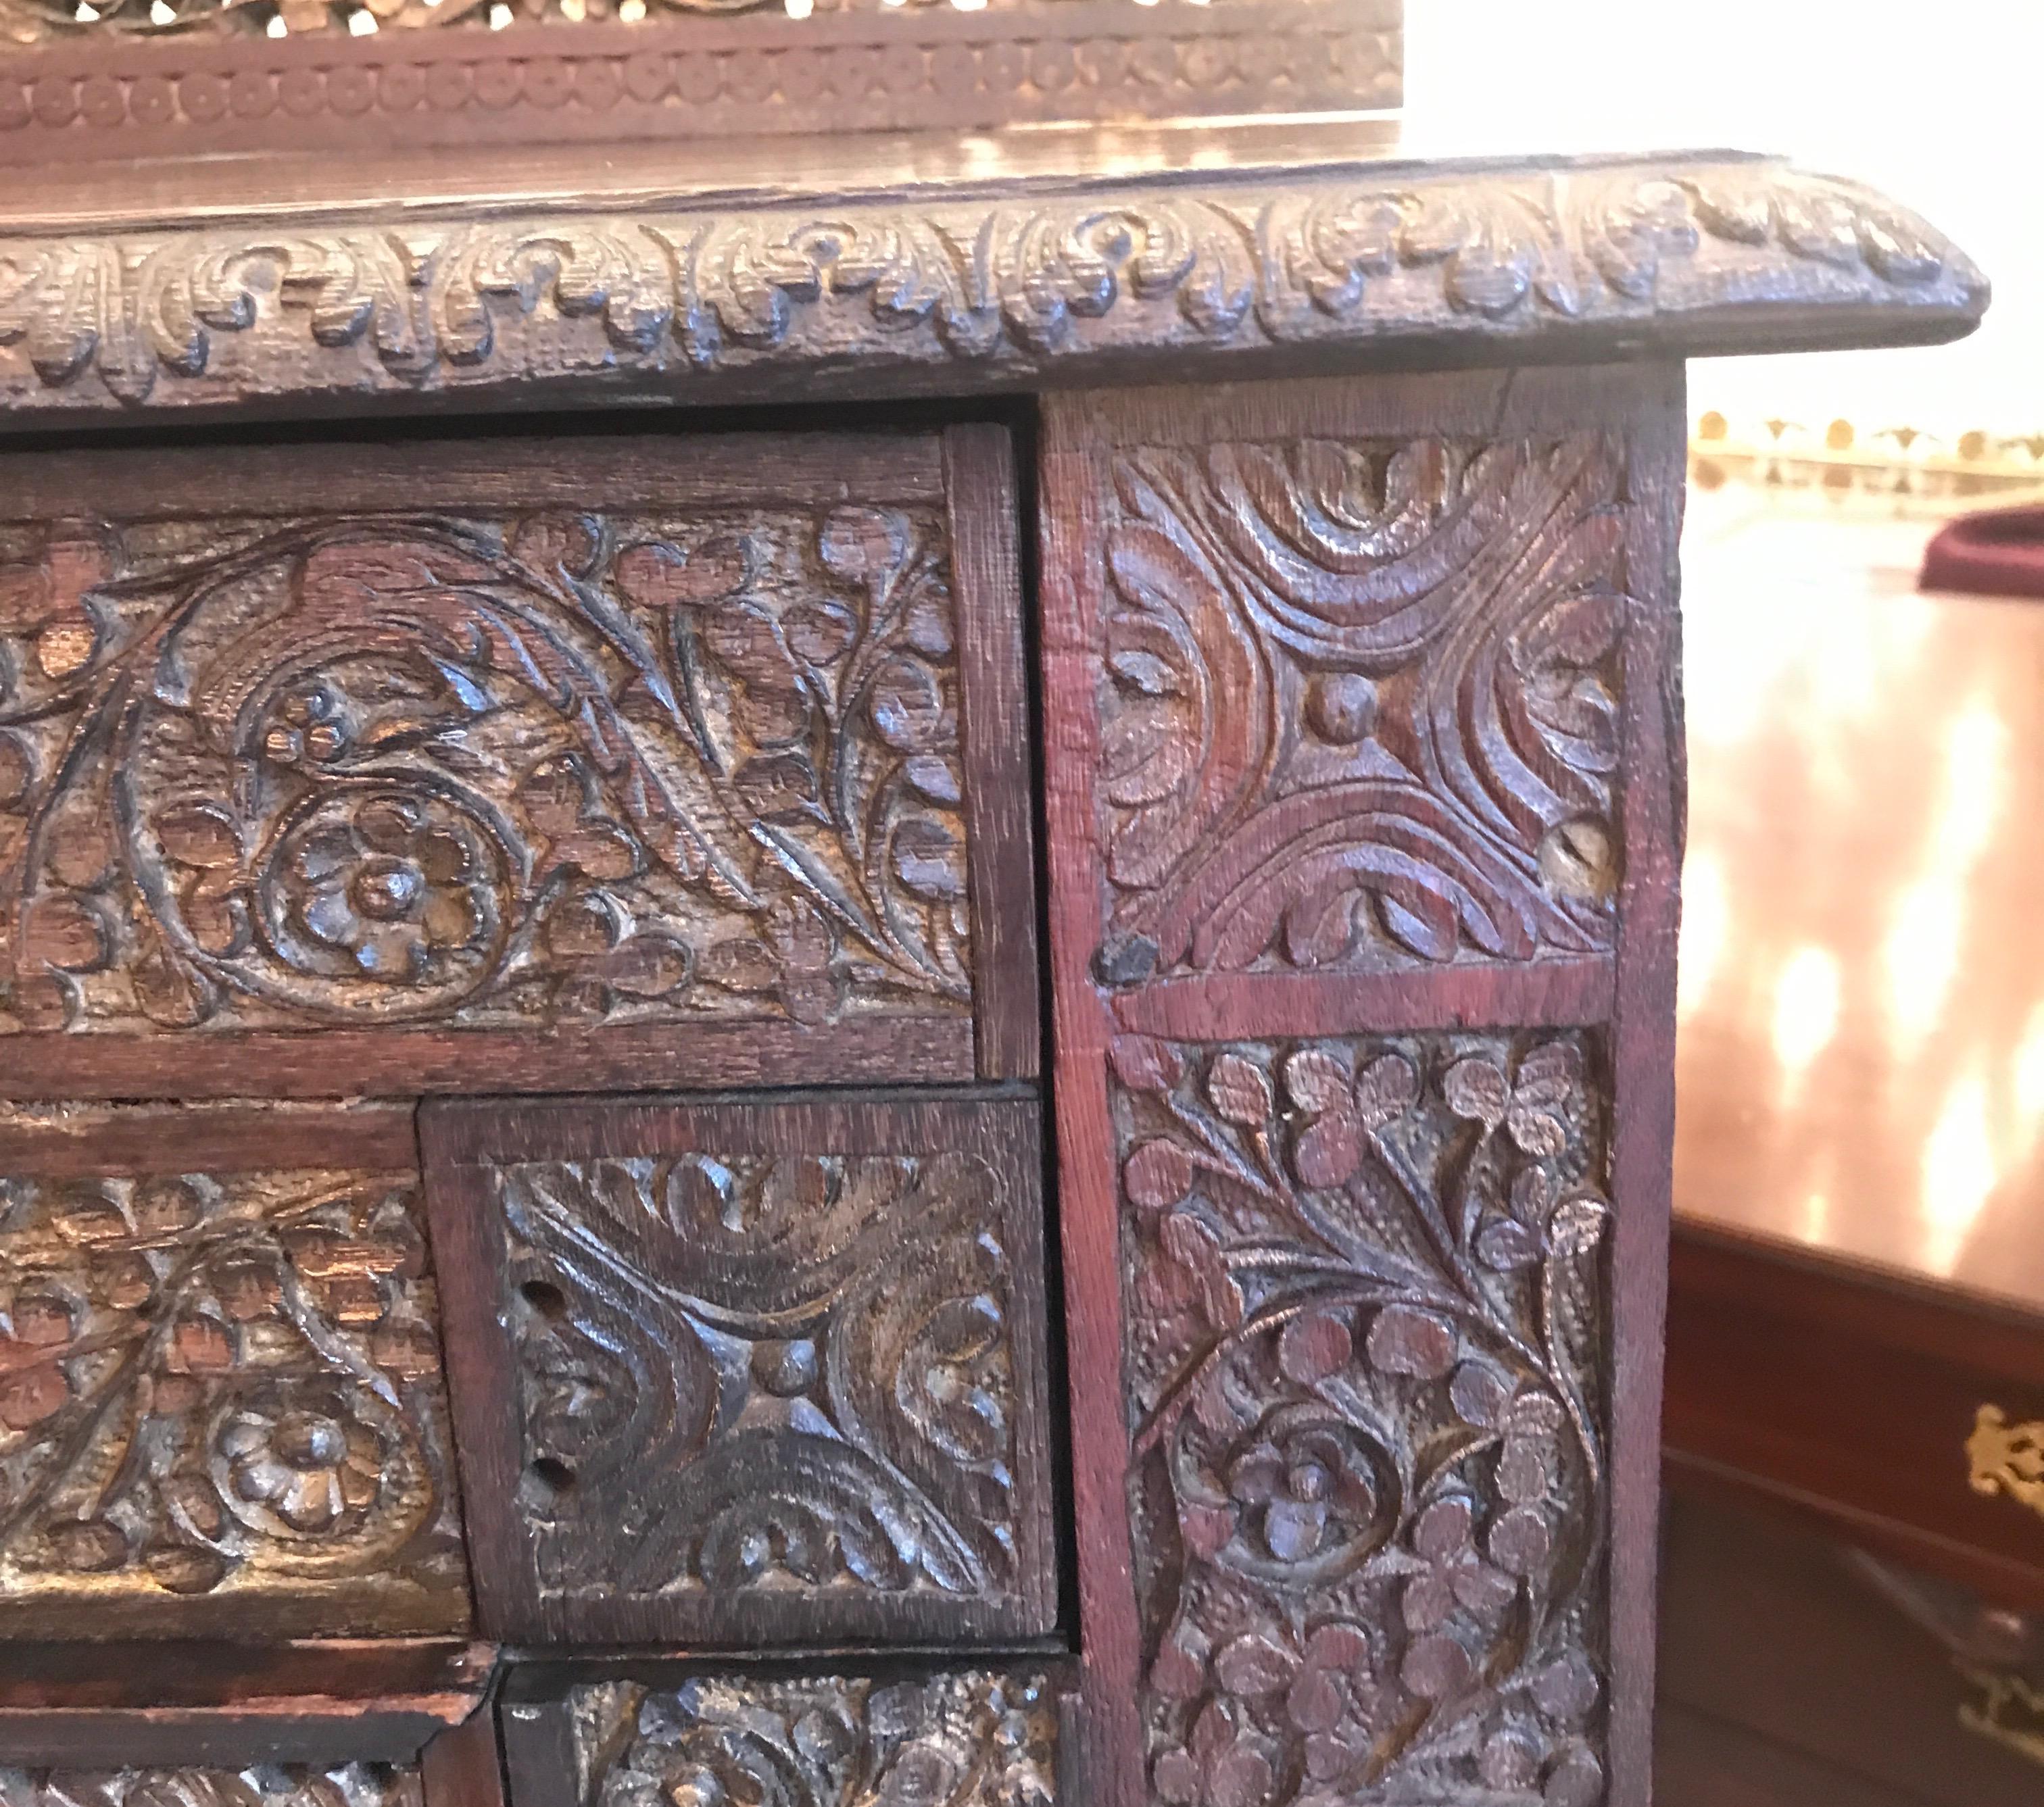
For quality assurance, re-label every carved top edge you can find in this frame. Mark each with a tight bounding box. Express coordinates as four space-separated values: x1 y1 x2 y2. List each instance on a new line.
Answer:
0 149 1987 419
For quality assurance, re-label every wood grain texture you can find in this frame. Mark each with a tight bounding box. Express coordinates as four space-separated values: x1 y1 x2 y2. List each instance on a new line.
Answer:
0 1104 470 1639
1038 366 1686 1807
0 151 1982 420
422 1089 1058 1648
554 1669 1061 1807
944 424 1041 1083
419 1698 510 1807
0 430 1024 1098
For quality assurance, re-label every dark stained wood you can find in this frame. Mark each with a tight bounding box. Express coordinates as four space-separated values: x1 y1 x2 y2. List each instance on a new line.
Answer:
945 422 1042 1082
0 141 1984 424
0 428 1019 1099
0 1637 493 1767
1664 1222 2044 1612
0 1102 470 1640
421 1694 512 1807
507 1666 1065 1807
1656 1493 2044 1805
1039 365 1686 1807
1655 1702 1922 1807
421 1088 1058 1648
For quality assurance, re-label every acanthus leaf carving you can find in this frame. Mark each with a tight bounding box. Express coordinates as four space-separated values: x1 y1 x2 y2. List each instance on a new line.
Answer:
0 161 1982 411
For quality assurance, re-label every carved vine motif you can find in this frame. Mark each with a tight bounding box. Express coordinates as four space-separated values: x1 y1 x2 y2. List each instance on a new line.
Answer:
0 164 1980 408
1111 1031 1609 1807
0 1766 421 1807
0 1155 466 1626
1096 435 1624 979
0 505 970 1035
499 1149 1023 1614
575 1670 1058 1807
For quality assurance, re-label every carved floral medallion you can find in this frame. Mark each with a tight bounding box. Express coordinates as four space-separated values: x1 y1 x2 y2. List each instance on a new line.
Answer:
0 1145 467 1632
1094 435 1628 983
1111 1029 1609 1806
0 503 971 1042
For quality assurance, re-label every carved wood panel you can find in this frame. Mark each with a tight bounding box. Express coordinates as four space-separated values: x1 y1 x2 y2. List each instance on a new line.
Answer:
0 1763 425 1807
0 1104 469 1638
0 428 1035 1097
1115 1031 1609 1807
544 1670 1061 1807
422 1091 1058 1646
1039 368 1685 1807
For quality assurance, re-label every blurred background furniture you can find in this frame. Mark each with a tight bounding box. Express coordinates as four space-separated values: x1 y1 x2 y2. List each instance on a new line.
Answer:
1657 474 2044 1803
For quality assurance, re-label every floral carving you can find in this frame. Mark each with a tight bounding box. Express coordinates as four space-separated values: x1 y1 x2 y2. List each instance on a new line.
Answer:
0 1143 466 1632
0 502 971 1043
482 1117 1052 1640
1095 435 1627 977
1113 1031 1610 1806
575 1670 1057 1807
0 1765 422 1807
0 163 1982 412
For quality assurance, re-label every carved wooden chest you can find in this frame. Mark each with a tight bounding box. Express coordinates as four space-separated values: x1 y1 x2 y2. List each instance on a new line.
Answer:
0 44 1986 1807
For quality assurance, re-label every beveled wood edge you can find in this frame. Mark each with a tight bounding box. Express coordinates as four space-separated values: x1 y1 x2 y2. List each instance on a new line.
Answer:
0 151 1985 424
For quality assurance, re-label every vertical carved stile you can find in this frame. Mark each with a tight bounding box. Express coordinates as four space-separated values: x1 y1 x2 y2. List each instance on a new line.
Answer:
1040 368 1685 1807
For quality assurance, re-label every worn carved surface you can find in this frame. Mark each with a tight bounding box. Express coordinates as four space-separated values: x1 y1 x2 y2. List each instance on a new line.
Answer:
441 1093 1056 1642
0 157 1984 412
1094 432 1626 981
0 1765 422 1807
573 1671 1058 1807
1111 1031 1609 1806
0 503 971 1045
0 3 1400 158
0 1130 467 1635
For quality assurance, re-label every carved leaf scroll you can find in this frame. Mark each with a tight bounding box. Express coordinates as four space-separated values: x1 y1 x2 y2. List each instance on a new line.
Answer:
1096 435 1626 979
574 1670 1058 1807
0 501 971 1039
0 1137 467 1633
493 1140 1038 1633
0 1765 422 1807
1111 1031 1610 1806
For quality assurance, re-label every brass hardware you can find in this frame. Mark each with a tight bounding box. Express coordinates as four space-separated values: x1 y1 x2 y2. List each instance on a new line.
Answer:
1967 1405 2044 1521
1960 1666 2044 1771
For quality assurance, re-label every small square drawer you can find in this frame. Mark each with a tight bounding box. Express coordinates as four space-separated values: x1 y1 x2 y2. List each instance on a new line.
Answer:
0 425 1033 1098
422 1090 1058 1648
0 1104 469 1639
502 1662 1067 1807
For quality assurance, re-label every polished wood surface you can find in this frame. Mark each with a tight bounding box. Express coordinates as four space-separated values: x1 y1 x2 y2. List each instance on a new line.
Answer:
1674 485 2044 1311
1664 481 2044 1607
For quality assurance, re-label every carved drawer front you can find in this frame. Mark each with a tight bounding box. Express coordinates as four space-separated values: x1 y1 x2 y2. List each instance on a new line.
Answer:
0 1104 471 1640
502 1665 1064 1807
0 426 1035 1099
421 1090 1058 1647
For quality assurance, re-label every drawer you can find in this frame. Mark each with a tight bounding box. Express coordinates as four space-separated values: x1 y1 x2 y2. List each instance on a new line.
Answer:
422 1090 1058 1648
0 1104 470 1639
0 426 1035 1098
501 1662 1068 1807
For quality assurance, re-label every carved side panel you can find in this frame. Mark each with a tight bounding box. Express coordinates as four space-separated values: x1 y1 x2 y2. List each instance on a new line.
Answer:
422 1092 1057 1646
564 1670 1058 1807
1040 368 1684 1807
0 1764 423 1807
0 430 1035 1095
0 1105 469 1637
1094 434 1624 983
1115 1031 1609 1807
